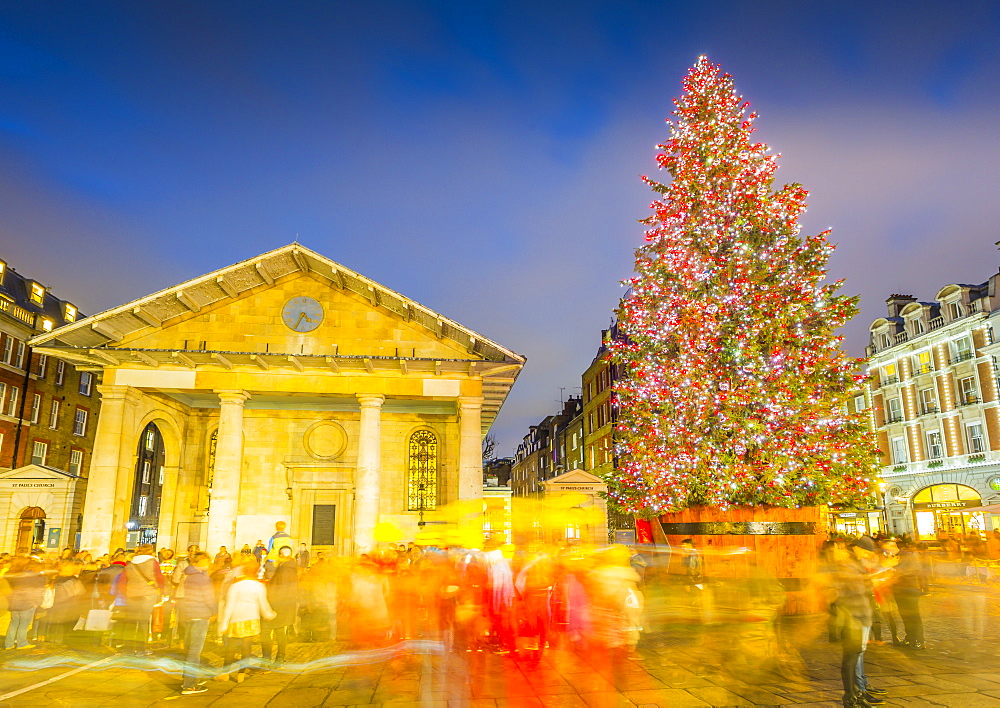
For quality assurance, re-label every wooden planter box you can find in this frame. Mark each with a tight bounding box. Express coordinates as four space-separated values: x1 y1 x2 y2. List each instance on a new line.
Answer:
656 505 825 614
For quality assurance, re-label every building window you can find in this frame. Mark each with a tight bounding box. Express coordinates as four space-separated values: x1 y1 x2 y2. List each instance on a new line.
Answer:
79 372 93 396
55 360 65 385
407 430 438 511
953 337 973 362
30 393 40 424
13 341 24 369
926 431 943 459
31 441 47 466
7 387 18 417
919 388 937 415
911 318 925 335
48 399 60 429
0 382 6 413
968 423 986 454
914 351 932 375
142 461 151 484
1 337 11 364
950 302 963 320
853 395 866 413
960 376 978 405
890 437 908 464
73 408 88 436
887 397 903 423
37 354 47 379
137 496 148 516
68 449 83 475
63 303 77 322
28 283 44 306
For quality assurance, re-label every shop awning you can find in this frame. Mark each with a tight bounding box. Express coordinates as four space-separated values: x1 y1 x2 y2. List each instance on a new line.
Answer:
956 503 1000 513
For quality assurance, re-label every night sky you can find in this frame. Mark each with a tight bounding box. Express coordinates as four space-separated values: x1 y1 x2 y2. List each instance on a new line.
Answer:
2 1 999 452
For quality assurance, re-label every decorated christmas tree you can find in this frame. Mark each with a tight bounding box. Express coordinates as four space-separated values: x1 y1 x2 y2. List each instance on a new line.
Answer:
609 57 878 516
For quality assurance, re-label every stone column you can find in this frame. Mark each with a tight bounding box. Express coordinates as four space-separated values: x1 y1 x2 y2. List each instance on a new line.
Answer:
458 396 484 501
206 390 249 553
80 385 141 555
353 394 384 552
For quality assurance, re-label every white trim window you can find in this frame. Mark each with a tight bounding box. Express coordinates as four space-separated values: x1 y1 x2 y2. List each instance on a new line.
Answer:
926 430 944 459
0 382 6 413
914 351 933 375
137 496 148 516
949 301 963 320
960 376 978 405
142 461 151 484
854 395 866 413
13 341 24 369
78 372 93 396
30 393 40 424
953 337 973 362
55 360 65 385
1 337 11 364
6 387 18 417
30 440 47 466
887 397 903 423
68 449 83 475
968 422 986 454
890 437 908 464
919 388 937 415
37 353 47 379
73 408 88 436
48 399 60 429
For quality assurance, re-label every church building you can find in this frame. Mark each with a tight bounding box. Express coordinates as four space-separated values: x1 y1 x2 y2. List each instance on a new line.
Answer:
28 245 525 556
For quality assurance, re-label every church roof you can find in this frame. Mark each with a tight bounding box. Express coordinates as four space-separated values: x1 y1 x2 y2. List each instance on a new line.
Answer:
28 243 525 432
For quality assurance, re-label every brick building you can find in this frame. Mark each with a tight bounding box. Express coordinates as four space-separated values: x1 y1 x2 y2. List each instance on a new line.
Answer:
0 258 99 552
868 276 1000 540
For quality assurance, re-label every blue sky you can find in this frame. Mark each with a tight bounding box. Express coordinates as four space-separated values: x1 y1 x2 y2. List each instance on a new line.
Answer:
2 1 1000 452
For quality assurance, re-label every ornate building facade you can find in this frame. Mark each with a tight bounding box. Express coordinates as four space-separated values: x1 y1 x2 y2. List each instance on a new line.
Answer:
29 245 524 555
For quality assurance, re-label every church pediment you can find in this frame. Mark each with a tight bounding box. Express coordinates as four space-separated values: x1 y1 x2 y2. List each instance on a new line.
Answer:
0 464 80 482
29 244 524 367
543 469 607 487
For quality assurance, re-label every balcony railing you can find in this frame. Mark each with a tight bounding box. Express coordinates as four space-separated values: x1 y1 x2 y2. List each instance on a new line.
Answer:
915 364 934 375
894 332 908 344
950 351 975 365
886 414 905 424
920 405 939 416
959 395 981 407
929 317 945 330
881 375 899 386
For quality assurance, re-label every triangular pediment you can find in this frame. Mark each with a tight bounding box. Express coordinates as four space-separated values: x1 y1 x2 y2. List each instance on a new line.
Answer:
0 464 80 481
544 469 606 486
29 244 524 366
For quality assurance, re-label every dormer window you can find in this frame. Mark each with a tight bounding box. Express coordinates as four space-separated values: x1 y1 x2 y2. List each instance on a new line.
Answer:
63 303 77 322
881 334 891 348
28 282 44 306
40 318 53 332
0 260 6 285
949 302 963 320
910 318 925 335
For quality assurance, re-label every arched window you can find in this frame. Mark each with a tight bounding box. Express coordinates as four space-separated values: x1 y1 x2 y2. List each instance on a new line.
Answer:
407 430 438 511
130 422 165 545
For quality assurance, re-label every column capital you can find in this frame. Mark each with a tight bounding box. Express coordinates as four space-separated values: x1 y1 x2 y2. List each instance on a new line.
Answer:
457 396 484 410
356 393 386 409
215 389 250 406
96 384 142 405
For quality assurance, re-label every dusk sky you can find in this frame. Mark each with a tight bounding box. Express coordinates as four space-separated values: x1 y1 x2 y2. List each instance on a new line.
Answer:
2 1 1000 453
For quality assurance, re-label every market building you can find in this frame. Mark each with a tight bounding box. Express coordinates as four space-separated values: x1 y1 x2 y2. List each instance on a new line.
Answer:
28 244 524 556
868 278 1000 540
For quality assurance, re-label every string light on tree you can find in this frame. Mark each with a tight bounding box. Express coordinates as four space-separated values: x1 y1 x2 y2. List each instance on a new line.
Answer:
608 56 879 515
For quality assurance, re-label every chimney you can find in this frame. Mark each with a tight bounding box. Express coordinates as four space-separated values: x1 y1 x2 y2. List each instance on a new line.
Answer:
885 294 916 318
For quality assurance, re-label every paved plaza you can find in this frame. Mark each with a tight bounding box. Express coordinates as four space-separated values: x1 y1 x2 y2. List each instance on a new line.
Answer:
0 584 996 707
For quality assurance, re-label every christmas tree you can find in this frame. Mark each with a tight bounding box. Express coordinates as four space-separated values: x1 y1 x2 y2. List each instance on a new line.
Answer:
609 57 878 515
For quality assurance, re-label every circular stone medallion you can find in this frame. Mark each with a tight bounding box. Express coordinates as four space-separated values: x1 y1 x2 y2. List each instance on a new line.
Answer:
304 421 347 460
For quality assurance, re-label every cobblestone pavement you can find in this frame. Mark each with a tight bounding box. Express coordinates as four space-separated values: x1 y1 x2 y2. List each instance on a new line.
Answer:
0 585 997 707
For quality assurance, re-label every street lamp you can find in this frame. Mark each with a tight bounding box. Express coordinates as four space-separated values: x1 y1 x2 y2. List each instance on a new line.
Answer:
878 481 889 535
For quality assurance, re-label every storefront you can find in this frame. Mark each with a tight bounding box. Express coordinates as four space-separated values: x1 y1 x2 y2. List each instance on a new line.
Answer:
829 509 884 537
911 483 984 540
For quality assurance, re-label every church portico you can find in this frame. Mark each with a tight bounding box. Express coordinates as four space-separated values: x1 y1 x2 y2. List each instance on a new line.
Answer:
29 245 525 556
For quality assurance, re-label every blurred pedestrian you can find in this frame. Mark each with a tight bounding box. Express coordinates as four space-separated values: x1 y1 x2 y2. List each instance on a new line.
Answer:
218 560 275 682
178 552 215 695
5 557 45 649
261 546 297 665
115 544 164 655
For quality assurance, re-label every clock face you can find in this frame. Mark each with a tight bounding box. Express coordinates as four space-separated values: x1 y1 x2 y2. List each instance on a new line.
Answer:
281 296 324 333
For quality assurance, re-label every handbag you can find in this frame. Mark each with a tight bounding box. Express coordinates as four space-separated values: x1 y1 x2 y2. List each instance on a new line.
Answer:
84 609 113 632
40 585 55 609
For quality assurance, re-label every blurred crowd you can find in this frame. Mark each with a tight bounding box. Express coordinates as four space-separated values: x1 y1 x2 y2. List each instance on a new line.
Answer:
0 525 993 702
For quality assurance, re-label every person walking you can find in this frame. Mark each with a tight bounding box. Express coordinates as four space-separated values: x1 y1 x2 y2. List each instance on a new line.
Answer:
892 540 928 650
5 557 45 650
833 537 888 707
252 541 267 564
261 546 298 665
47 559 86 646
214 547 232 572
218 560 275 682
116 544 164 655
177 552 215 695
295 543 310 569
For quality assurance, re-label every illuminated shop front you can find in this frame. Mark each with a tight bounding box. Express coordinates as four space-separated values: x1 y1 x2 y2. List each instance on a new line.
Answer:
911 483 984 540
829 509 883 537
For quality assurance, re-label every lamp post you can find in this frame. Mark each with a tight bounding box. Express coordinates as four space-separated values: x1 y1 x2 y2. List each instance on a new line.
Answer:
878 481 889 536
